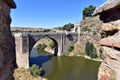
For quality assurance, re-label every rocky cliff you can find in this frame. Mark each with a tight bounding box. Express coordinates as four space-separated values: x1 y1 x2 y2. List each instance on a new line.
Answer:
0 0 16 80
94 0 120 80
74 16 102 55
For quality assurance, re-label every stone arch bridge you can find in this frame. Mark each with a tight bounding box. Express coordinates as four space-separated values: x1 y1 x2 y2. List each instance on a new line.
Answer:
14 32 78 68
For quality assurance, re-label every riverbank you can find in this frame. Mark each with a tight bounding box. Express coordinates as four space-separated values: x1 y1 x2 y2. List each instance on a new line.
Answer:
35 46 102 62
13 68 48 80
77 55 102 62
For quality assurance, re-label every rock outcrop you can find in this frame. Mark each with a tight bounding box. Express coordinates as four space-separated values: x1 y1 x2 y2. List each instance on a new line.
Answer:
74 16 102 55
99 31 120 48
94 0 120 80
94 0 120 15
0 0 16 80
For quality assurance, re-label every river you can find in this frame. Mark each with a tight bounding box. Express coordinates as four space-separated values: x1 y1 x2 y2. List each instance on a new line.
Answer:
30 48 101 80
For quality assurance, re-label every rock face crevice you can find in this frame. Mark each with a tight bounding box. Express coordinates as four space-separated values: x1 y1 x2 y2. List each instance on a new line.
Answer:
94 0 120 80
0 0 16 80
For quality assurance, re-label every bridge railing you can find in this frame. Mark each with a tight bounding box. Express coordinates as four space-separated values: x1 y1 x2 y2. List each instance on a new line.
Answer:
12 32 78 36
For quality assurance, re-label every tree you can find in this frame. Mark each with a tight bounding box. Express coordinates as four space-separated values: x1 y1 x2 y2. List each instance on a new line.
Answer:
83 5 96 19
55 23 74 31
49 40 55 49
85 41 98 58
36 43 47 51
43 29 51 32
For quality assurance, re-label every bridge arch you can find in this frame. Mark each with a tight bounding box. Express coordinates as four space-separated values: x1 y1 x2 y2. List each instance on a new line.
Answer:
30 35 59 56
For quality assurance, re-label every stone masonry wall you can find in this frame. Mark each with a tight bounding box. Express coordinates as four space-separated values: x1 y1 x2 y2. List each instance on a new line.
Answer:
0 0 16 80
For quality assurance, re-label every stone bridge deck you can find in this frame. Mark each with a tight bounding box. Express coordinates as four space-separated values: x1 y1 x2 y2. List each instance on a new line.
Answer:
13 32 78 69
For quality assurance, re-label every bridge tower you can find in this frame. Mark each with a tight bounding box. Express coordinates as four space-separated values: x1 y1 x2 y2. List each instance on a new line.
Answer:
73 22 81 43
14 33 29 69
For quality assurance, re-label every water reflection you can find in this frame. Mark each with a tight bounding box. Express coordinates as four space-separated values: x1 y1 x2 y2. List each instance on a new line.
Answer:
30 48 51 67
30 49 101 80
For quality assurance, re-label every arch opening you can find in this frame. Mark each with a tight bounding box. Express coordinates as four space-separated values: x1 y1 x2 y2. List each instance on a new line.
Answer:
29 35 58 67
35 35 58 56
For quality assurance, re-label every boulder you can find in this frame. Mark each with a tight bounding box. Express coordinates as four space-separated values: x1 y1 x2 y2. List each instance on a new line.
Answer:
99 46 120 80
101 20 120 31
99 31 120 48
94 0 120 15
94 0 120 80
98 62 116 80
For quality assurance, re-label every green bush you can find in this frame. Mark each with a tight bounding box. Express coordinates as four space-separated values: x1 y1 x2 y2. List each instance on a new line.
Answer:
27 64 42 78
55 23 74 31
64 45 74 56
67 45 74 52
83 5 96 19
43 29 51 32
36 43 47 51
82 26 92 33
49 41 55 49
64 51 69 56
85 41 98 58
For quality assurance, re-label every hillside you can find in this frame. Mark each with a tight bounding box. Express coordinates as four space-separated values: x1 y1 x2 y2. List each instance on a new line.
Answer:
71 16 102 56
11 27 53 33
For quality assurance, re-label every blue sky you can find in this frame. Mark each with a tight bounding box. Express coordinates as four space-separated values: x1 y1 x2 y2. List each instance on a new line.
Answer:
11 0 106 28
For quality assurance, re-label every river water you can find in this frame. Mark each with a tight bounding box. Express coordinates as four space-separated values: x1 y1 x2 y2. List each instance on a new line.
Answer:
30 49 101 80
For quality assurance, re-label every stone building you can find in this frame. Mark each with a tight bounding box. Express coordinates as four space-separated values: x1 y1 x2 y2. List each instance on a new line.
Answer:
94 0 120 80
0 0 16 80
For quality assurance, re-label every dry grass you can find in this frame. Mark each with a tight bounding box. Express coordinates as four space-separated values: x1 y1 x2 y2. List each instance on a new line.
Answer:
13 68 48 80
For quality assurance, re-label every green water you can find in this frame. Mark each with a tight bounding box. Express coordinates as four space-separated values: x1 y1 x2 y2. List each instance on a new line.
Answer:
30 49 101 80
42 56 100 80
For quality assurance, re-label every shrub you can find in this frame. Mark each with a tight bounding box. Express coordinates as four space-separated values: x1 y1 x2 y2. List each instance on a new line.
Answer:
49 41 55 49
67 45 74 52
55 23 74 31
85 41 98 58
27 64 42 78
36 43 47 51
82 26 92 33
64 51 69 56
64 45 74 56
43 29 51 32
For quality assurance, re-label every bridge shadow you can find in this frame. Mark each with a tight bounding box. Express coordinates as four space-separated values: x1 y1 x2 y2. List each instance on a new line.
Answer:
29 55 52 67
30 55 53 76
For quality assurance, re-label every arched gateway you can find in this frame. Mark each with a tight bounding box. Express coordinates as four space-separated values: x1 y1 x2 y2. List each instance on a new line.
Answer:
14 32 78 69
